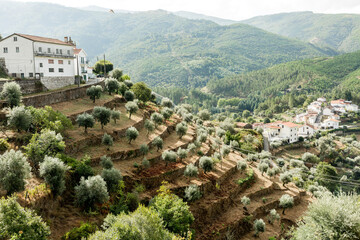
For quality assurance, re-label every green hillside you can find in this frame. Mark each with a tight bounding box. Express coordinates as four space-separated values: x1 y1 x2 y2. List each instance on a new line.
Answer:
242 11 360 53
0 2 336 88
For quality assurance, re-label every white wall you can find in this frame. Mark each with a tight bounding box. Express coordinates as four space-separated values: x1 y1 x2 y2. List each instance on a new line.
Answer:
0 35 34 78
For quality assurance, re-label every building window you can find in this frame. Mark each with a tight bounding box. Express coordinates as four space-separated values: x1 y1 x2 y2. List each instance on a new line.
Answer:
38 47 42 52
68 60 71 65
3 47 8 53
48 59 54 64
58 60 63 64
59 49 62 55
12 73 16 77
21 73 24 78
16 47 19 53
13 36 17 41
81 57 85 64
29 73 34 78
40 73 44 77
40 63 43 67
59 68 64 73
67 50 70 55
48 48 51 53
56 49 59 54
49 68 54 73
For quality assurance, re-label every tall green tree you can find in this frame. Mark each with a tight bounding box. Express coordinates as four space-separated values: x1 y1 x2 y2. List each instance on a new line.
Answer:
93 60 113 74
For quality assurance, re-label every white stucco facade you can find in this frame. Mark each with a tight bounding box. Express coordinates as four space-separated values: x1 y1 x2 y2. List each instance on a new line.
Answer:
74 48 89 82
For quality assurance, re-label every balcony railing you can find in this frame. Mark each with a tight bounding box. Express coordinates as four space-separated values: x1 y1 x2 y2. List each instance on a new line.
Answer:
34 51 75 59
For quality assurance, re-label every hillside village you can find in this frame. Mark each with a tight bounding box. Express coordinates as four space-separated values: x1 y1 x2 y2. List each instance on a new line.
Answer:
0 3 360 240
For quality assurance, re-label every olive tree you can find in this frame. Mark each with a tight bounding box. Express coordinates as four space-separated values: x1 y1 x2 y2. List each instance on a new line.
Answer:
124 80 133 88
267 209 280 224
144 119 155 136
100 155 113 169
101 168 122 192
92 106 111 129
279 194 294 214
302 152 320 164
125 101 139 119
75 175 109 210
199 156 214 174
131 82 152 102
241 196 250 211
176 122 188 139
198 109 210 121
105 78 120 95
86 85 102 103
152 136 163 151
124 90 135 102
184 184 202 202
151 112 164 128
118 82 128 96
139 144 149 156
237 160 247 171
253 219 265 237
280 172 292 187
184 163 198 179
0 150 31 195
39 156 69 197
102 133 113 150
7 106 32 132
111 68 123 81
1 81 22 108
111 109 121 124
76 113 95 133
258 162 269 176
126 127 139 144
161 97 173 108
161 107 173 120
162 150 177 166
177 148 188 162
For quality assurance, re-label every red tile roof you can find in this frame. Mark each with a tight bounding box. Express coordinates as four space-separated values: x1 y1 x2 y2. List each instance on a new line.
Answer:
16 33 73 46
74 48 82 54
325 119 340 122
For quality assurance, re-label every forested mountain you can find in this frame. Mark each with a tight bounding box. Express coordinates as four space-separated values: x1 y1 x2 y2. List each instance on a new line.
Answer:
242 11 360 53
173 11 237 25
0 1 336 88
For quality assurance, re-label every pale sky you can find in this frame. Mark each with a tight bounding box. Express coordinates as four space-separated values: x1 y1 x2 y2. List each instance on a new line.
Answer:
9 0 360 20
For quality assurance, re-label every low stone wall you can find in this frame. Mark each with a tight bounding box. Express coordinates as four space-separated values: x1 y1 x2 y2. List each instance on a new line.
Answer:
0 79 45 95
41 76 75 90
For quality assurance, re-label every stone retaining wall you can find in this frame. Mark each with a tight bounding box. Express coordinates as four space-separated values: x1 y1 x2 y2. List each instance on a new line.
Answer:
0 79 45 95
41 76 74 90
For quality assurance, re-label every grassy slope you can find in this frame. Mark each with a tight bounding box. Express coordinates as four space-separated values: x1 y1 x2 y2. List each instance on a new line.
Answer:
206 50 360 98
242 11 360 52
0 2 336 88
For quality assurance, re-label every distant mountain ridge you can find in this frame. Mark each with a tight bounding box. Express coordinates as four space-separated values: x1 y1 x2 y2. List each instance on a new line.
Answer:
242 11 360 52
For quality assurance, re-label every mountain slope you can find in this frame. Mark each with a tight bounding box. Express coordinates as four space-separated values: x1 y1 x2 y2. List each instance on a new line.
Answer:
0 2 336 87
242 11 360 53
173 11 237 25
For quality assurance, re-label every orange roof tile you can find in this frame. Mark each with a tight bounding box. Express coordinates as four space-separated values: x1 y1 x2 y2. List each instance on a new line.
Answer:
74 48 82 54
281 122 300 128
325 119 340 122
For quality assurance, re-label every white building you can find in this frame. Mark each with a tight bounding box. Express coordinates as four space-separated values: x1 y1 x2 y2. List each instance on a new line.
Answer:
298 124 316 138
321 118 340 129
264 121 300 143
74 48 89 82
323 107 333 116
0 33 76 89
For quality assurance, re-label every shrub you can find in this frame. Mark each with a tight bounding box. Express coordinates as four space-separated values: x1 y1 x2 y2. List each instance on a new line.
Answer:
197 133 208 143
216 128 226 138
279 194 294 214
144 119 155 136
280 172 292 187
258 162 269 176
0 138 10 152
39 156 69 197
151 112 164 128
0 197 50 239
290 159 304 168
76 113 95 133
237 160 247 171
230 140 239 149
105 78 120 95
199 156 214 174
0 149 31 195
7 106 32 132
59 154 94 183
184 163 198 178
118 82 128 96
92 106 111 129
150 184 194 236
221 145 231 158
75 175 109 210
162 150 177 166
142 158 150 169
131 82 152 102
241 196 251 207
161 97 173 108
110 109 121 124
111 68 123 81
126 126 139 144
102 133 113 150
302 152 320 164
62 222 98 240
291 192 360 239
187 143 197 154
267 168 275 178
124 90 135 101
102 168 122 192
184 184 202 202
100 155 113 169
152 136 163 151
138 144 149 157
177 148 188 162
1 81 22 108
161 107 173 120
198 109 210 121
88 206 175 239
253 219 265 236
125 101 139 119
124 80 133 88
267 209 280 224
176 122 188 139
86 85 102 103
24 129 65 169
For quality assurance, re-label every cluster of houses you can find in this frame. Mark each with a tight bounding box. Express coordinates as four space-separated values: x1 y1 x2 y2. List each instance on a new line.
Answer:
0 33 93 89
253 98 359 144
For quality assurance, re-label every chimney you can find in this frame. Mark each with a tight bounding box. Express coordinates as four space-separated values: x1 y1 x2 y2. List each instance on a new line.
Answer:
64 36 68 43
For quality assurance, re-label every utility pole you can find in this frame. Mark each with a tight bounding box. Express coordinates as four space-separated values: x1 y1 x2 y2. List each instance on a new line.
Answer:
77 55 80 87
103 54 106 77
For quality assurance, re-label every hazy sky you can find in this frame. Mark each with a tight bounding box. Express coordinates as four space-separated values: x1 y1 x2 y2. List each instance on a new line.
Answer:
11 0 360 20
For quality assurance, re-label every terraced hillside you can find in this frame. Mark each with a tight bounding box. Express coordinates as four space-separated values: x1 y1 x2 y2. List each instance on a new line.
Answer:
0 88 312 239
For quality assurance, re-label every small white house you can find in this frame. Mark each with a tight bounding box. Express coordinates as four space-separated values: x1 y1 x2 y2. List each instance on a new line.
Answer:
323 107 333 116
74 48 88 82
298 124 316 138
0 33 76 89
345 103 359 112
322 118 340 129
264 121 299 143
317 97 326 103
